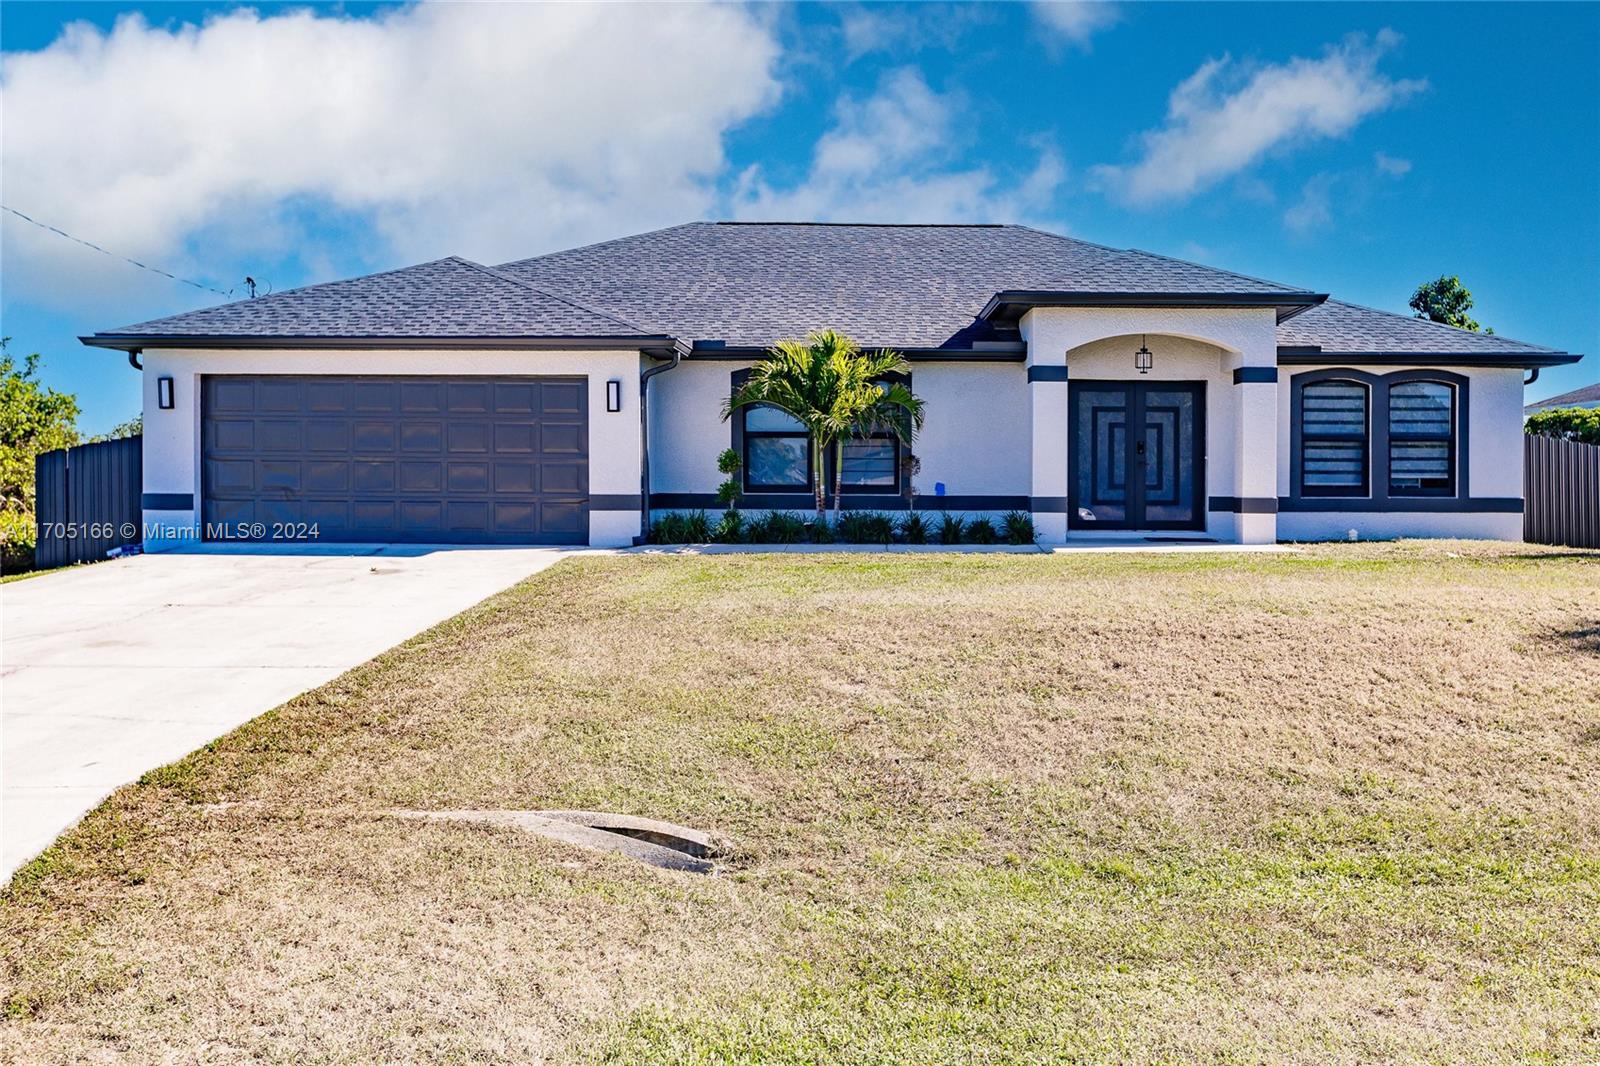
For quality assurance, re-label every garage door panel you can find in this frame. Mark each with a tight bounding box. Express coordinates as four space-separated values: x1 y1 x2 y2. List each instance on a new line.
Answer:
306 381 351 412
541 421 583 454
541 381 583 414
354 382 398 412
401 382 445 412
203 375 588 544
258 421 303 452
259 461 302 492
399 461 443 493
494 462 536 494
494 502 536 533
306 421 350 452
353 421 397 452
448 423 490 454
306 462 350 493
540 462 584 494
400 422 443 452
210 379 256 413
257 380 301 412
207 459 256 493
540 501 586 537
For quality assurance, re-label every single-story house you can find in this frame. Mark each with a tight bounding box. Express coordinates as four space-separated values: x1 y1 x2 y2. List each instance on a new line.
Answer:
83 222 1583 548
1524 382 1600 418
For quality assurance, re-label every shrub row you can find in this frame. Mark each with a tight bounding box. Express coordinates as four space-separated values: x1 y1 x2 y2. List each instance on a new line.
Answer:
649 509 1036 546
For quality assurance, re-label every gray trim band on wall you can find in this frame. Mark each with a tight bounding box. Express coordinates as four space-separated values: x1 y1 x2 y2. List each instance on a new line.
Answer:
589 495 644 510
142 493 195 510
1029 496 1069 512
1026 366 1069 383
1208 496 1279 514
651 493 1033 512
1279 496 1522 514
1232 367 1279 384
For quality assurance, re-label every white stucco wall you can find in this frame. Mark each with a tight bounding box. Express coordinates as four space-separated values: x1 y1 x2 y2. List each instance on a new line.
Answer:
1274 364 1525 542
138 347 645 548
647 358 1031 503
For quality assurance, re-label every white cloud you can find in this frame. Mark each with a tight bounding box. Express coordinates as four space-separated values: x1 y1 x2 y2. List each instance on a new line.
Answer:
0 3 781 311
1283 173 1337 234
732 69 1065 223
837 4 986 61
1031 2 1121 47
1094 30 1425 205
1374 151 1413 176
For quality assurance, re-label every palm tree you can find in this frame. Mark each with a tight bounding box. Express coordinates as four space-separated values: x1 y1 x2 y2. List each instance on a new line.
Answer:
723 330 925 523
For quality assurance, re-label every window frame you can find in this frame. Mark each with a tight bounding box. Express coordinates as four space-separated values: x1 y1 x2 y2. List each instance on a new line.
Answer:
740 404 814 493
1385 378 1458 498
730 368 910 498
1295 376 1371 498
1288 368 1469 507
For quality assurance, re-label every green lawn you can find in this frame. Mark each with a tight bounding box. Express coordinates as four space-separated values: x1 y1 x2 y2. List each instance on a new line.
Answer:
4 543 1598 1063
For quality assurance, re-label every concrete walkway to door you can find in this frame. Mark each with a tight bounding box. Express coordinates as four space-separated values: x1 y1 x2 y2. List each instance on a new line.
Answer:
2 544 573 879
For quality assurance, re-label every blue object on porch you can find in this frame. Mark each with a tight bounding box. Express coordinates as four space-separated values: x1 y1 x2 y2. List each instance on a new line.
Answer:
935 482 946 496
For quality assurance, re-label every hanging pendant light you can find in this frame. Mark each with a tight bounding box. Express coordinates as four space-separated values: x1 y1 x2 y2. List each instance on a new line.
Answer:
1134 334 1153 374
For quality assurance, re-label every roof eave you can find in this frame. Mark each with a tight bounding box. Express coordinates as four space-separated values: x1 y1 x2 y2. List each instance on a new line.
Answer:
1277 346 1582 369
980 290 1329 325
80 333 680 355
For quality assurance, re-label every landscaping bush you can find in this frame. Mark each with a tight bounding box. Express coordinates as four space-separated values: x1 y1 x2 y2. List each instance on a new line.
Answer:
1525 407 1600 445
715 448 744 507
752 510 807 544
1 508 36 573
712 509 745 544
966 517 998 544
1001 510 1036 545
898 511 928 545
937 512 966 545
649 510 711 544
807 515 836 543
837 510 895 544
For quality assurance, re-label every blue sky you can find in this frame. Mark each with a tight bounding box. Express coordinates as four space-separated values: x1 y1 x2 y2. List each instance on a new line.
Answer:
3 1 1595 434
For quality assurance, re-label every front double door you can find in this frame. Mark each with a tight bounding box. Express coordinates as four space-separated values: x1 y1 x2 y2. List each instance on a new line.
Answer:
1069 381 1205 531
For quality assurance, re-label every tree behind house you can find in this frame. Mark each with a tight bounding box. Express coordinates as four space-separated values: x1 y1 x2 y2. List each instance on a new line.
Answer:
1410 275 1491 333
0 341 81 570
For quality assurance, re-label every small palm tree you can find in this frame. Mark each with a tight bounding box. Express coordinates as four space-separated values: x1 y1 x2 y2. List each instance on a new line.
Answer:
723 330 925 522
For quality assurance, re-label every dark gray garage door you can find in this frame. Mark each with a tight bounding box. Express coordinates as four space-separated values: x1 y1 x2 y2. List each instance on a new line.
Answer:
202 375 588 544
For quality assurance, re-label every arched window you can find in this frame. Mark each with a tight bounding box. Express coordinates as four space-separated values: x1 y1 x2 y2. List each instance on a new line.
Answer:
1387 379 1456 496
1298 378 1370 496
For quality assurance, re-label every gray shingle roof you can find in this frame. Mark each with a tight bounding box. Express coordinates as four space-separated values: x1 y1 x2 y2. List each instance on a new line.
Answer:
1525 382 1600 412
494 222 1316 349
85 222 1576 364
1278 299 1561 355
99 256 655 340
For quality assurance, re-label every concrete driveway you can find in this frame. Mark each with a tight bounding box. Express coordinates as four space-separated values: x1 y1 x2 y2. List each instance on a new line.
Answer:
2 544 572 878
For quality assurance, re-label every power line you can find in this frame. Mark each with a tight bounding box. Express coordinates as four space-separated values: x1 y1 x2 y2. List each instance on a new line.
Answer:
1 203 236 298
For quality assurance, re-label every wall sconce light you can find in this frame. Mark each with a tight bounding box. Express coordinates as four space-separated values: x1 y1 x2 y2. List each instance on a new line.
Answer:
1134 335 1153 375
606 378 622 412
157 376 175 409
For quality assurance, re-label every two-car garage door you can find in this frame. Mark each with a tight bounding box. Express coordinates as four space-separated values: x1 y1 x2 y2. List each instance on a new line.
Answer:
202 375 589 544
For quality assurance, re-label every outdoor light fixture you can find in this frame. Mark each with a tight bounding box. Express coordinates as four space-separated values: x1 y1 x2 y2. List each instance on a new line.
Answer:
157 376 175 409
1134 335 1153 375
606 378 622 412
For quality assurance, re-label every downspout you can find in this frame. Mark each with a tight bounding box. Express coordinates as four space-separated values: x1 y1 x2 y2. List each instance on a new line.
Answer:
638 341 685 540
127 350 143 370
1524 367 1539 387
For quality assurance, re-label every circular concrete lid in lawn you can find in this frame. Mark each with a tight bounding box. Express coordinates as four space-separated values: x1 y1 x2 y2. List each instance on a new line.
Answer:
393 809 725 874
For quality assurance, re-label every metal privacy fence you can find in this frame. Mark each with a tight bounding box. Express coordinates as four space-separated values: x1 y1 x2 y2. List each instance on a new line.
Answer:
33 435 143 569
1524 433 1600 549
